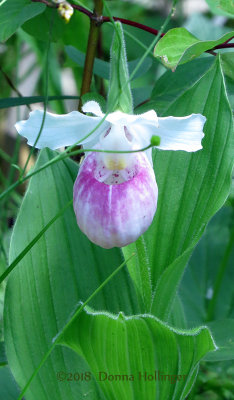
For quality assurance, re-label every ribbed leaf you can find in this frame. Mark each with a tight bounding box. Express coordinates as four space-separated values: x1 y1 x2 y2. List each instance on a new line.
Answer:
143 56 233 319
58 307 216 400
148 57 214 116
4 150 139 400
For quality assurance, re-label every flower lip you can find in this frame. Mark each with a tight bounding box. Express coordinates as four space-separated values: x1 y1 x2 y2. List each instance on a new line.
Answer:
73 151 158 249
93 153 139 185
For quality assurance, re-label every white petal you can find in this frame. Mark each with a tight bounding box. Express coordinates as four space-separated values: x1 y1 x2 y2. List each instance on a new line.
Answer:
15 110 110 150
106 109 158 126
99 124 135 170
157 114 206 152
82 101 104 117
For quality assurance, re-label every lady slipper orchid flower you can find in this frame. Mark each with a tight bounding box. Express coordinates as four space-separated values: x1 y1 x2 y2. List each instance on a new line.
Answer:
15 101 206 249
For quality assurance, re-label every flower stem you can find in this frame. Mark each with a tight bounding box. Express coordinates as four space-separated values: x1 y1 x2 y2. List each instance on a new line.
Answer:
78 0 104 111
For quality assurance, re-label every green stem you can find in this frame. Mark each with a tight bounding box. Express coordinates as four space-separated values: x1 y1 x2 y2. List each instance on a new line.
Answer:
78 0 103 111
17 253 135 400
206 224 234 321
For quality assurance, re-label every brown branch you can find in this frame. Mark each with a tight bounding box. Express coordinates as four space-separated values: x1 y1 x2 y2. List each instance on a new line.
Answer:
31 0 164 37
101 16 164 37
78 0 104 110
31 0 234 51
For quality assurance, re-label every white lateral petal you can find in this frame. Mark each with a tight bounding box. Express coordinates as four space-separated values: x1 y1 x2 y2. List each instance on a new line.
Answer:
127 119 159 148
15 110 110 150
157 114 206 151
82 101 104 117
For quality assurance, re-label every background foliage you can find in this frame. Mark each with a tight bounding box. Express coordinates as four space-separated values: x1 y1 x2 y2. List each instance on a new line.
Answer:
0 0 233 399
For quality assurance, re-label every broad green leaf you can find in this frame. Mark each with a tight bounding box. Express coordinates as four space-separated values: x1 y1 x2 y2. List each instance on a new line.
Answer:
221 52 234 81
178 207 234 326
65 45 152 81
175 206 234 361
141 57 233 319
4 150 139 400
0 0 45 42
0 341 7 366
0 96 79 109
205 0 234 17
0 366 20 400
108 22 133 113
123 237 152 312
226 75 234 111
22 7 89 49
154 28 234 69
205 319 234 361
143 57 214 116
58 307 216 400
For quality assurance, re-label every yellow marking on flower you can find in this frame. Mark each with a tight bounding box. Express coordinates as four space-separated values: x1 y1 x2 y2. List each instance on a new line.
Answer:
106 159 127 170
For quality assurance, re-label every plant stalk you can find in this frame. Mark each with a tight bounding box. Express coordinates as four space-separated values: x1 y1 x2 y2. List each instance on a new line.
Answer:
78 0 104 111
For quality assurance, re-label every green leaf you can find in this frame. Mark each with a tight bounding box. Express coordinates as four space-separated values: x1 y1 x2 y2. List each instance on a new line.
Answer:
0 341 7 366
154 28 234 70
205 0 234 17
0 0 45 42
221 52 234 81
142 57 233 320
58 307 216 400
81 92 106 113
205 319 234 361
225 75 234 111
219 0 234 15
108 22 133 113
175 206 234 361
147 56 214 116
0 96 79 109
123 237 152 312
22 7 89 48
0 366 20 400
178 207 234 326
4 149 139 400
65 45 152 81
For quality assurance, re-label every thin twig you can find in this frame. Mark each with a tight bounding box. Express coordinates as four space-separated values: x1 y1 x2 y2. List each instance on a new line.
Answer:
0 66 32 111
